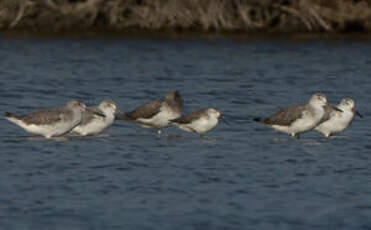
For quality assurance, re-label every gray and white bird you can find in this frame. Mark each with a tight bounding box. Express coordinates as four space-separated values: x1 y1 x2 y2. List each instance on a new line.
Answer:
254 93 338 138
5 100 94 138
117 91 183 134
171 107 222 135
315 98 362 137
70 99 118 136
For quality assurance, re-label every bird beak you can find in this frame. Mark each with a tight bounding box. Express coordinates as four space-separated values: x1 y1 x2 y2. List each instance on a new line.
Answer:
114 109 122 116
220 116 229 125
115 113 122 120
355 110 363 118
329 104 342 112
93 111 106 118
90 108 106 118
115 112 126 120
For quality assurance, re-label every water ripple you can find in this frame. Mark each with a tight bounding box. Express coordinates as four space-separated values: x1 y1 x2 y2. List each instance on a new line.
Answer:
0 38 370 230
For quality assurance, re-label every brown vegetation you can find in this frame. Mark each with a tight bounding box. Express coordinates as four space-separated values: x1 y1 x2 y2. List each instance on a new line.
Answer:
0 0 370 34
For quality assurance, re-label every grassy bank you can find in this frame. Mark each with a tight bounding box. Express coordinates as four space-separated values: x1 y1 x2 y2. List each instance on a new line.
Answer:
0 0 371 34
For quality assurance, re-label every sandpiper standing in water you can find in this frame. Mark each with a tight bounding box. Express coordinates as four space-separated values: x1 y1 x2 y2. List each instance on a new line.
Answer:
171 107 223 136
254 93 337 138
70 99 118 136
5 99 95 138
315 98 362 137
116 91 183 134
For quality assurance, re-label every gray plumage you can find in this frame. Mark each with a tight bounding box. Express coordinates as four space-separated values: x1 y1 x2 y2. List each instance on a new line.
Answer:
318 104 339 124
119 91 183 121
315 98 361 137
253 93 328 138
69 99 117 136
120 99 163 121
5 99 87 138
6 106 73 126
116 91 183 134
254 104 308 126
79 106 108 126
5 100 83 126
171 108 221 135
171 108 210 124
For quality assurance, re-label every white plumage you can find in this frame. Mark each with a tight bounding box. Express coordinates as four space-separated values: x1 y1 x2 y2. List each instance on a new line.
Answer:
315 98 361 137
5 100 87 138
70 99 118 136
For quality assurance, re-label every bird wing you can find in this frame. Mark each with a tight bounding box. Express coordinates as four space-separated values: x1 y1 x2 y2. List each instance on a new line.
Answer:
171 109 207 124
319 104 334 123
18 107 71 125
125 99 163 120
78 107 103 126
259 104 306 126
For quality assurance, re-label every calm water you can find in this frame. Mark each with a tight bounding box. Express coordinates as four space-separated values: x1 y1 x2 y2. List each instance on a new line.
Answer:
0 37 371 230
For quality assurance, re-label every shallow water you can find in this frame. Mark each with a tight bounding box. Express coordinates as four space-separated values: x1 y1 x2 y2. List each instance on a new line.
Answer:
0 37 371 230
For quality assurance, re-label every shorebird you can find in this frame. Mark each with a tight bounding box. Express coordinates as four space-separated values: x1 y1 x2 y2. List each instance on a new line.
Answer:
69 99 118 136
253 93 338 138
315 98 362 137
116 91 183 134
171 107 222 136
4 99 100 138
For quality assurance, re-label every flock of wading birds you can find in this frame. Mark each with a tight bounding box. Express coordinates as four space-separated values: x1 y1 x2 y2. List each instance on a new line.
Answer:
5 91 362 139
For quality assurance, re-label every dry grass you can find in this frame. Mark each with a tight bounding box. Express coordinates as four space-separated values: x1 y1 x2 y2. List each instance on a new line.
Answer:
0 0 370 33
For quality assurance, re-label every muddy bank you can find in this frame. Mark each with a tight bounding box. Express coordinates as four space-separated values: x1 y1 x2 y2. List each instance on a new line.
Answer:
0 0 371 35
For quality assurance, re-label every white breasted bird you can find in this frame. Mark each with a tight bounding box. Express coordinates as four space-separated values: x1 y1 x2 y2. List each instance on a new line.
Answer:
171 107 223 136
70 99 118 136
315 98 362 137
5 99 101 138
116 91 183 134
253 93 340 138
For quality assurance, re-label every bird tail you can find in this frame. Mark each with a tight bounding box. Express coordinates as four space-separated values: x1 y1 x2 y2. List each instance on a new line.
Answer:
253 117 262 122
5 112 15 118
4 112 21 125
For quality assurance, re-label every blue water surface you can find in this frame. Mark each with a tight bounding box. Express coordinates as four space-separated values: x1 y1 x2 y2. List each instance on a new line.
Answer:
0 37 371 230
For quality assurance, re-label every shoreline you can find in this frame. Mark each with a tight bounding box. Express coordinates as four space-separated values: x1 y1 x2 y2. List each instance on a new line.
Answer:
0 0 370 40
1 28 371 41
